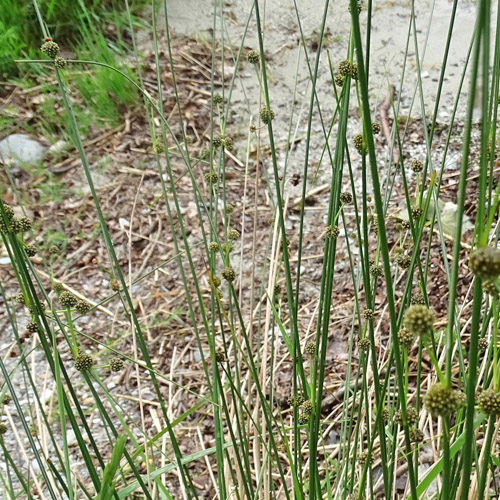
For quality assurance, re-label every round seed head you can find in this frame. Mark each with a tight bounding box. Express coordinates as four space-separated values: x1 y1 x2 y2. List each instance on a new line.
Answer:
222 267 236 282
259 107 275 125
369 263 383 277
59 291 78 309
222 136 234 152
482 280 498 296
477 389 500 415
52 281 64 294
304 341 316 356
221 241 233 254
200 147 210 159
213 93 223 105
41 40 60 58
109 357 124 373
12 216 32 233
340 192 353 205
74 354 93 372
401 220 411 230
363 308 374 320
397 327 416 349
410 292 426 305
0 204 14 221
410 428 424 443
338 59 352 77
469 246 500 280
75 300 92 314
214 350 226 362
205 171 218 184
358 337 371 352
423 383 465 417
381 408 390 421
410 159 423 173
334 74 344 87
0 423 7 435
213 136 223 148
353 133 364 154
478 337 489 352
372 122 381 134
403 305 434 336
228 229 240 241
397 253 411 269
247 50 260 64
225 204 234 215
350 63 358 80
358 450 372 466
300 400 313 416
48 245 60 255
26 245 38 257
411 207 423 219
325 225 339 239
209 242 219 252
26 321 38 334
298 413 310 424
14 292 25 305
2 394 11 405
54 56 67 69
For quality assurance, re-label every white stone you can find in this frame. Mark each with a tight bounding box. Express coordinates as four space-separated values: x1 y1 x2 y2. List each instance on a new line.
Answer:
0 134 46 166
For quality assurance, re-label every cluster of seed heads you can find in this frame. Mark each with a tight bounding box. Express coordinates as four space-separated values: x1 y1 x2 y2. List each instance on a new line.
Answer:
411 207 423 219
298 400 313 424
213 93 223 105
403 305 434 336
209 242 219 252
381 408 391 421
40 39 60 59
478 337 489 352
227 229 240 241
469 246 500 280
75 301 92 314
54 56 67 69
338 59 352 77
369 263 383 278
213 135 233 152
334 74 344 87
26 245 37 257
395 253 411 269
353 133 364 154
287 394 305 407
363 308 374 320
423 383 465 417
205 171 218 184
14 292 25 305
477 389 500 415
372 122 381 134
26 321 38 334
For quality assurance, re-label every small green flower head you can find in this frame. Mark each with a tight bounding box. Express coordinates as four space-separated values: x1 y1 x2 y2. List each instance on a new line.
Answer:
340 192 353 205
410 292 426 305
300 400 313 416
221 241 233 254
54 56 67 69
469 246 500 280
52 281 64 294
369 263 383 278
223 136 234 152
2 394 11 405
325 225 339 239
214 350 226 362
213 93 223 105
209 241 219 252
482 280 498 296
59 291 78 309
372 122 381 134
74 354 93 372
358 451 372 466
228 229 240 241
410 159 423 173
14 292 25 305
26 245 38 257
477 389 500 415
12 216 32 234
403 305 434 336
298 413 310 425
247 50 260 64
222 267 236 282
259 107 275 125
353 133 364 154
423 383 465 417
396 253 411 269
304 341 316 356
478 337 489 352
401 220 411 230
26 321 38 334
110 279 120 291
0 423 7 435
358 337 371 352
381 408 390 421
225 204 234 215
41 39 60 59
109 357 124 373
213 136 223 148
48 245 60 255
411 207 423 219
200 147 210 159
350 63 358 80
410 428 424 444
363 308 374 320
395 406 419 426
338 59 352 77
0 203 14 221
75 301 92 314
205 171 218 184
334 74 344 87
397 327 416 349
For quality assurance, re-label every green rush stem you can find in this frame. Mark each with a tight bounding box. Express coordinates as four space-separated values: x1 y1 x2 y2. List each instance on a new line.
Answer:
421 336 446 385
348 2 418 498
442 417 451 499
477 415 495 500
494 296 499 391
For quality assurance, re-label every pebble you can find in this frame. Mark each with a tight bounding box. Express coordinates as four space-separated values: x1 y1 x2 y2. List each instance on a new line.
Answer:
0 134 46 167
